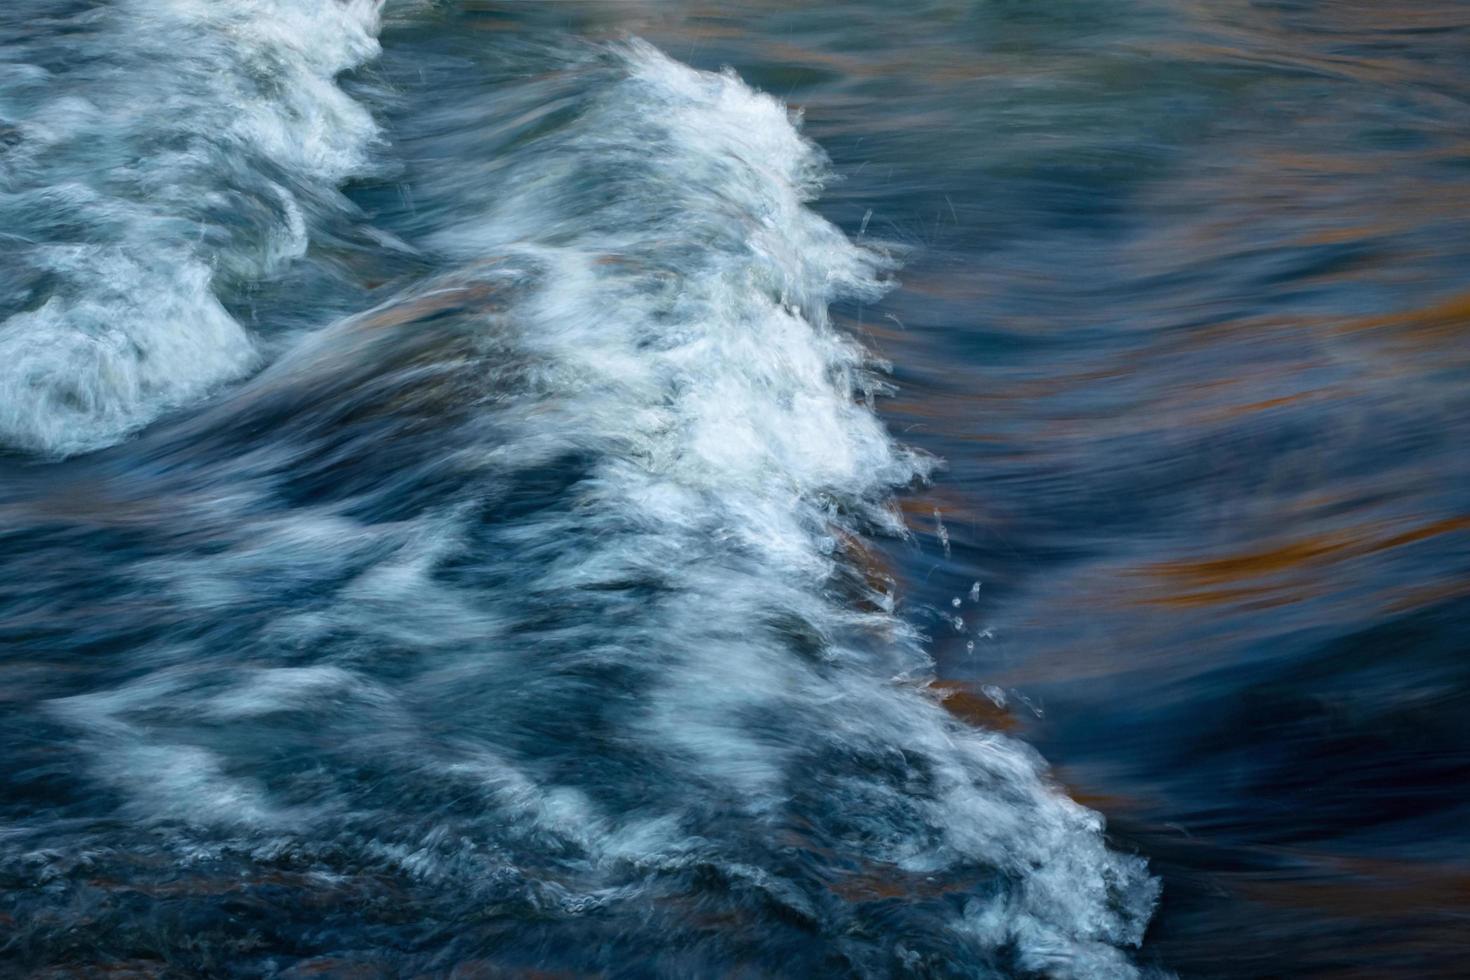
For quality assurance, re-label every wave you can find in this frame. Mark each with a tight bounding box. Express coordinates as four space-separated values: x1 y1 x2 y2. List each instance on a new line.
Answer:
8 31 1160 979
0 0 382 456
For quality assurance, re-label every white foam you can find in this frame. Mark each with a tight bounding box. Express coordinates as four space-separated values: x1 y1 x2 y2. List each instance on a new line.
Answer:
421 41 1159 971
33 35 1160 973
50 671 285 828
0 0 382 455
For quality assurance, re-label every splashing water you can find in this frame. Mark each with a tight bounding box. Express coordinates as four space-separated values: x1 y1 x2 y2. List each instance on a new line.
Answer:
0 9 1160 979
0 0 381 455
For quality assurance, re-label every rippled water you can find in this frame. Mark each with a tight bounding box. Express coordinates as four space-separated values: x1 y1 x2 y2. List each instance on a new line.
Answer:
3 2 1468 977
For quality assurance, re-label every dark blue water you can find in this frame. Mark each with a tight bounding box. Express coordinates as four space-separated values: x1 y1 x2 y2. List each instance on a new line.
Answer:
3 2 1470 977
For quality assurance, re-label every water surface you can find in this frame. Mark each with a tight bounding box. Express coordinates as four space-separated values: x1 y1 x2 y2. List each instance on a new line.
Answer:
2 2 1469 977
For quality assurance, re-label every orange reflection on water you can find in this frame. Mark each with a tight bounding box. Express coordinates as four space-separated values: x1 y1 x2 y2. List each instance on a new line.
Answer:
1341 289 1470 352
1134 515 1470 610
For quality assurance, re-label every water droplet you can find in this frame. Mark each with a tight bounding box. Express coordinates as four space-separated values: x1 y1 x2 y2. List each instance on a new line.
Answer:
933 508 950 558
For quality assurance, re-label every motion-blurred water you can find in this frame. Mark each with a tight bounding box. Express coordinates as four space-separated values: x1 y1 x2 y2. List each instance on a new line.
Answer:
3 2 1469 977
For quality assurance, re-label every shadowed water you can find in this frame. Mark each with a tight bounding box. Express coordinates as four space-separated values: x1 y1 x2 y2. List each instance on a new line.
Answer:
2 1 1469 978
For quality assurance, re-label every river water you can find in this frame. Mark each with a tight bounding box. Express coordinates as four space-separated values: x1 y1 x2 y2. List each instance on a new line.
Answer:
2 2 1468 977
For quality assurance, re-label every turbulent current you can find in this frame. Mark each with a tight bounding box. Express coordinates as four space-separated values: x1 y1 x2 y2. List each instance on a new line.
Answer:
0 3 1161 976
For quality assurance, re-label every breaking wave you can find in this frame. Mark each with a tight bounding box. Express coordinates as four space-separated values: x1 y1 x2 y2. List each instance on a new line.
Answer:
0 0 381 455
0 20 1159 979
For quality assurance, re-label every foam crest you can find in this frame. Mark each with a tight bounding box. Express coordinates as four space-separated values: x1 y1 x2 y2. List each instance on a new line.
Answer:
14 35 1162 976
407 41 1162 972
0 0 382 455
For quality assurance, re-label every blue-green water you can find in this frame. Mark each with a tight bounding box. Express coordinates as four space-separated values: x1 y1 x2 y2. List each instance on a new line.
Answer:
3 2 1469 977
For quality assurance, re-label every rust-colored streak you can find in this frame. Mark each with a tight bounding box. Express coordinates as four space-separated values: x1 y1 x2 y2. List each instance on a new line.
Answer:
1051 773 1148 816
829 525 900 620
1131 514 1470 611
1205 389 1320 423
1147 533 1359 588
1341 290 1470 345
1374 515 1470 552
895 488 988 530
1142 516 1470 588
931 681 1018 732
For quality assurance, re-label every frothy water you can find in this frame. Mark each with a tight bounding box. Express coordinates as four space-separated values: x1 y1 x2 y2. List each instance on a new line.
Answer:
0 0 380 455
0 10 1159 978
